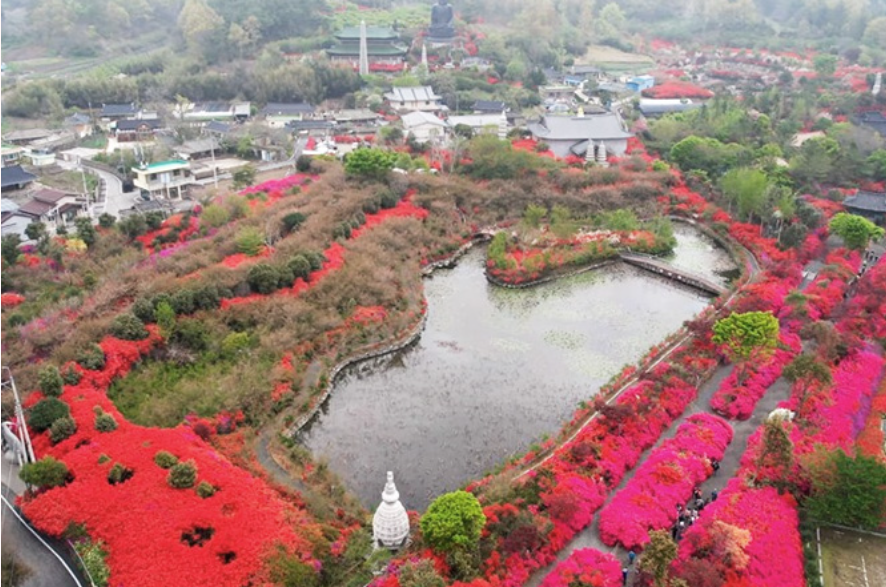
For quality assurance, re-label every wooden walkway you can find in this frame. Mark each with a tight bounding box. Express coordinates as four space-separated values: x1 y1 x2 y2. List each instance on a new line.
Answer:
619 252 728 296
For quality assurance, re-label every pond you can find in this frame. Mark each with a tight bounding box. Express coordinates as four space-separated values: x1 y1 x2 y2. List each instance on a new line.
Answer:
299 230 735 510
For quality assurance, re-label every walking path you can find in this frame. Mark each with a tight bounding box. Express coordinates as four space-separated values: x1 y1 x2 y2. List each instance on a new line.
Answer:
1 460 86 587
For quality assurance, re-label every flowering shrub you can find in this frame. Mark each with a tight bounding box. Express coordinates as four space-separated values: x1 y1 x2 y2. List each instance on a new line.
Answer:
676 479 804 587
21 327 322 587
598 414 733 550
1 292 25 308
711 332 802 420
642 81 714 99
539 548 622 587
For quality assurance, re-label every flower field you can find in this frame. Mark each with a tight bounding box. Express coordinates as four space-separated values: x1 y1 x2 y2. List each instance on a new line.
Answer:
598 413 733 551
539 549 622 587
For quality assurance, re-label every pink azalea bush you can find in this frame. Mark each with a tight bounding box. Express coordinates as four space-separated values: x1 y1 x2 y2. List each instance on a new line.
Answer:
539 549 622 587
598 413 733 551
710 331 802 420
676 478 804 587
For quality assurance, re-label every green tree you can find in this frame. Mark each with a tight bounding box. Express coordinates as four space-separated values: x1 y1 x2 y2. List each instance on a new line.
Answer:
167 460 197 489
75 217 97 247
38 366 64 397
812 54 838 77
235 226 264 255
177 0 225 61
98 213 116 229
109 313 148 341
523 204 546 229
344 148 397 181
201 204 230 228
2 234 22 266
420 490 486 554
155 301 177 338
866 150 886 182
829 212 884 251
20 456 70 489
720 168 770 221
29 398 71 432
805 450 886 529
247 263 281 294
232 166 257 190
288 255 312 280
712 311 780 383
25 221 47 242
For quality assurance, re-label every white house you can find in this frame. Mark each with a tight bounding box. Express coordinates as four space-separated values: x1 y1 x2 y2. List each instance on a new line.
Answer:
262 103 315 128
133 160 195 199
402 111 449 144
13 188 86 232
447 113 508 139
384 86 444 113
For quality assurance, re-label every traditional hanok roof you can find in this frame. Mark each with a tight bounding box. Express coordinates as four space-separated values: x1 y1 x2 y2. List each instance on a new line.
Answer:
844 190 886 213
17 199 55 218
385 86 442 104
31 188 71 204
262 103 315 116
472 100 508 113
100 103 138 117
528 113 632 141
1 165 37 189
2 129 53 143
115 119 161 131
401 111 448 129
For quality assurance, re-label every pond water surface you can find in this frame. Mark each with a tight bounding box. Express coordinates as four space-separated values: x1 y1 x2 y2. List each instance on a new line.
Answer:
300 230 734 510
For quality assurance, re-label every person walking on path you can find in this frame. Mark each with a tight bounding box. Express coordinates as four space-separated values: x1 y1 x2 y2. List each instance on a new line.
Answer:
711 459 720 475
711 489 719 501
628 550 636 566
623 567 629 585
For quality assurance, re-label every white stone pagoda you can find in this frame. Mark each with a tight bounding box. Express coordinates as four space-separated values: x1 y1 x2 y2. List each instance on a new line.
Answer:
372 471 410 549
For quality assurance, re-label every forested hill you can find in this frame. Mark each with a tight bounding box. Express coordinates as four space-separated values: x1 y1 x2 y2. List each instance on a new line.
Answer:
1 0 329 59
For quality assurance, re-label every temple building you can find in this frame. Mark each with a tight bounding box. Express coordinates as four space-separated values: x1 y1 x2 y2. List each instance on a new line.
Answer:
843 190 886 226
528 112 632 159
372 471 410 549
327 26 408 73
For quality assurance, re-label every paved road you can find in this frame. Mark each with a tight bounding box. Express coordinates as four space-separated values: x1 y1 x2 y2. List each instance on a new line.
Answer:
54 159 137 218
1 481 83 587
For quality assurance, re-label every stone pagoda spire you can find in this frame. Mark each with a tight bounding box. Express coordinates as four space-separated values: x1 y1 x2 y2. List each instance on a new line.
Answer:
358 20 370 76
372 471 410 549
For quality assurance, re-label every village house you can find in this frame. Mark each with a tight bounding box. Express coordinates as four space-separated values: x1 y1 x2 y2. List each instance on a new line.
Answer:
114 119 162 142
447 113 509 139
9 188 87 234
174 138 221 161
527 112 632 159
262 103 316 128
176 102 251 125
2 145 24 167
64 113 94 138
385 86 445 113
132 160 195 199
99 103 139 128
1 165 37 191
2 129 53 146
626 75 656 93
401 111 449 143
472 100 509 114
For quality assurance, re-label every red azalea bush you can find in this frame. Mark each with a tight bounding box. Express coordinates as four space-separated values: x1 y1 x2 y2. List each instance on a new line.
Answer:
598 413 733 551
1 292 25 308
21 327 322 587
539 548 622 587
676 479 804 587
710 332 802 420
642 81 714 99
